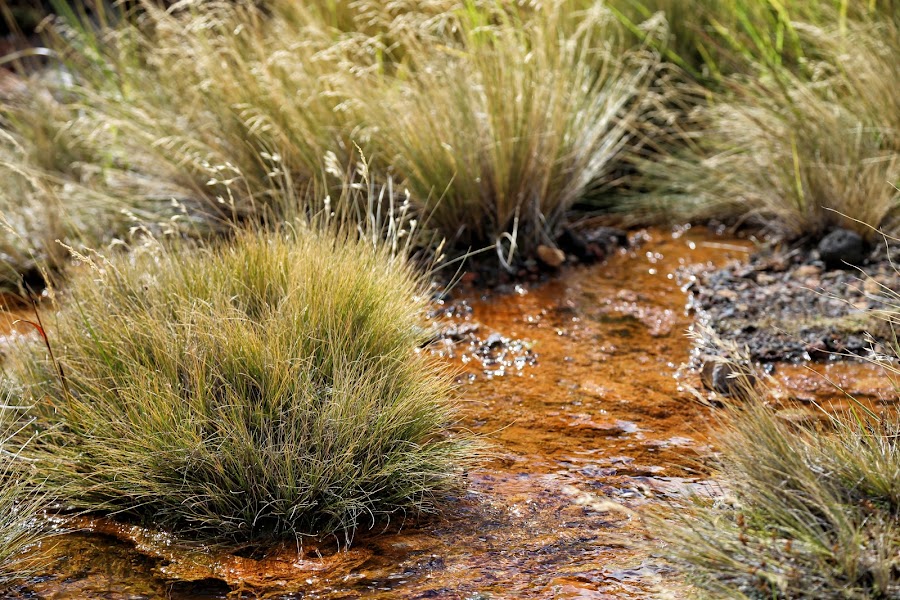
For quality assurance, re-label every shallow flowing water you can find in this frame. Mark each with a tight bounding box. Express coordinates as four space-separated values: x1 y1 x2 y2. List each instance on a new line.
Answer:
4 228 894 599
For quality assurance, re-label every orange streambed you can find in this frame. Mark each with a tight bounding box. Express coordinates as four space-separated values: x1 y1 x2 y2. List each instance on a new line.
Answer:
7 228 893 599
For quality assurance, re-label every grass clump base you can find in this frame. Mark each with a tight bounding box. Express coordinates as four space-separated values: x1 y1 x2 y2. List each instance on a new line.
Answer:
4 229 472 544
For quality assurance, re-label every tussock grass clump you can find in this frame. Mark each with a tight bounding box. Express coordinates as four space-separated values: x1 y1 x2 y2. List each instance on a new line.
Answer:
0 0 379 292
0 34 216 292
24 0 372 218
655 311 900 599
0 0 659 276
653 400 900 599
374 4 656 262
4 230 472 543
621 7 900 239
0 119 167 293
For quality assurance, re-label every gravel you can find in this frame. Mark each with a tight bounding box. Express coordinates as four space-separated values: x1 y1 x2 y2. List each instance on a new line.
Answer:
686 239 898 362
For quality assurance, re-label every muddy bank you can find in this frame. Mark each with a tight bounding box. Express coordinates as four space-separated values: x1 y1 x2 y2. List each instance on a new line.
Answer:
688 236 899 362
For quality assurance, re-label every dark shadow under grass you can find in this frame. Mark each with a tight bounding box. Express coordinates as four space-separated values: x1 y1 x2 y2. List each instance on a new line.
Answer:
2 229 474 544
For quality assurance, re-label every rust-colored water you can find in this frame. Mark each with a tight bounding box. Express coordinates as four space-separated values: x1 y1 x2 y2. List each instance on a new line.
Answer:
0 298 31 335
7 228 892 599
773 361 895 404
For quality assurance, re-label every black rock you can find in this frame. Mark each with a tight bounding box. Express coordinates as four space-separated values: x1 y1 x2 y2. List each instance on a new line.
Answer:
557 228 591 261
817 228 866 269
584 227 629 251
700 360 756 399
556 227 628 263
557 226 629 263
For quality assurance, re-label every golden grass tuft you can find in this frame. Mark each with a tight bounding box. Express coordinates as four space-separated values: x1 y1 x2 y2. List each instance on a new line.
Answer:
651 400 900 599
371 2 658 262
618 4 900 239
3 228 474 543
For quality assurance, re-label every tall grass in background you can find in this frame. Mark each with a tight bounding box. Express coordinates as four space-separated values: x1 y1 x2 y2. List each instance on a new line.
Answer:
1 0 899 288
610 0 898 81
0 0 659 286
610 0 799 81
618 2 900 238
0 0 382 293
2 228 472 543
23 0 378 219
372 3 657 263
0 116 180 293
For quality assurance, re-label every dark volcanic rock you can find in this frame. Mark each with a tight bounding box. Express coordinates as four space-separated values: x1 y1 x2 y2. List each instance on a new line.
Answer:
557 228 591 261
817 228 866 269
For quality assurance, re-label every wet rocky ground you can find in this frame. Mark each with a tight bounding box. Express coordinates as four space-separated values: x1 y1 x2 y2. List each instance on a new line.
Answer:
686 231 899 363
